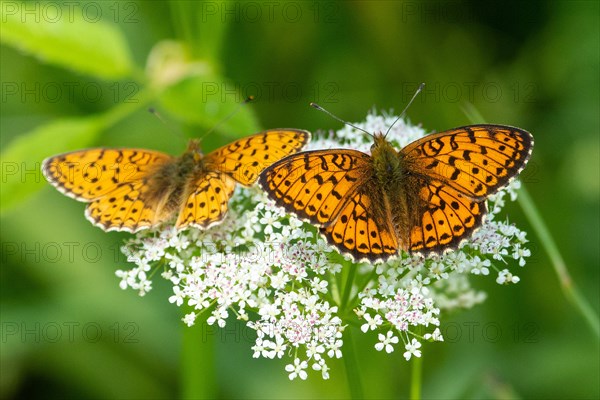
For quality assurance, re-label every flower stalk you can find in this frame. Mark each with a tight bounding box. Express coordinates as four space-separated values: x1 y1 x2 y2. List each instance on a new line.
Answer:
343 328 364 399
181 308 216 399
410 353 422 400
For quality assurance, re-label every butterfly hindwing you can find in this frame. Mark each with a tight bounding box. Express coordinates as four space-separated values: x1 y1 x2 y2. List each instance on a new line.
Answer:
320 186 398 261
85 180 162 232
176 171 237 229
409 178 485 253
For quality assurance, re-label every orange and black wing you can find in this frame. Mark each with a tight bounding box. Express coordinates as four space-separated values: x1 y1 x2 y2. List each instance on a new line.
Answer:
408 178 485 254
204 129 311 186
176 171 237 230
402 125 533 199
259 149 399 261
42 149 173 232
401 125 533 254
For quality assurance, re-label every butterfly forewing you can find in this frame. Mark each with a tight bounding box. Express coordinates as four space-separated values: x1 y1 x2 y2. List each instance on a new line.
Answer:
205 129 311 185
403 125 533 199
259 150 372 225
42 149 173 201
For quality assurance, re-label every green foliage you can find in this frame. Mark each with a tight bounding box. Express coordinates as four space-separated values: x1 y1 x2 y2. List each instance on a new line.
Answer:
1 5 133 79
0 1 259 214
0 116 104 213
159 75 260 137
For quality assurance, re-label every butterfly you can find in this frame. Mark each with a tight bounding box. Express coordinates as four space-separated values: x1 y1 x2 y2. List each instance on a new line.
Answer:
42 129 310 232
258 125 533 262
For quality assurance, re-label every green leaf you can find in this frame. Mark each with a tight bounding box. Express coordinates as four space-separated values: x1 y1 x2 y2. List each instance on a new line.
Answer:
1 4 133 79
0 116 105 214
159 74 261 139
170 1 228 63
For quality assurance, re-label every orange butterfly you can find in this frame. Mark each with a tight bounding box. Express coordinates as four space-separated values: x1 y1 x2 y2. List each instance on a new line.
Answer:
42 129 310 232
259 125 533 261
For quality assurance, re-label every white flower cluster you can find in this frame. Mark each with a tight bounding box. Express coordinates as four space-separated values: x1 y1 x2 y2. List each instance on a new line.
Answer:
119 186 346 379
117 112 531 379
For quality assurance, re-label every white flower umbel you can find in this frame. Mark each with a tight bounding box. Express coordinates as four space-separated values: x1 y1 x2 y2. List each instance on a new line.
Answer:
117 112 531 379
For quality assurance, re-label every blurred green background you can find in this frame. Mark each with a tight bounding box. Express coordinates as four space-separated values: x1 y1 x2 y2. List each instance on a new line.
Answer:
1 1 598 399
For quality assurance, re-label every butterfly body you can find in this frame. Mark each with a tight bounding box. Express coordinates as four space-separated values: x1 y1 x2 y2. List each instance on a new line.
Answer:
43 129 310 232
259 125 533 262
137 140 203 224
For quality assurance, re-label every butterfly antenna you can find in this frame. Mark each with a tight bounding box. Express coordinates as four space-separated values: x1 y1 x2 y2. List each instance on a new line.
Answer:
310 102 373 138
384 82 425 137
199 95 255 142
148 107 186 141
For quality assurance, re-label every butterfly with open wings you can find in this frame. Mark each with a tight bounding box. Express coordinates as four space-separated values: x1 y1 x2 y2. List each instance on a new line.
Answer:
42 129 310 232
259 124 533 262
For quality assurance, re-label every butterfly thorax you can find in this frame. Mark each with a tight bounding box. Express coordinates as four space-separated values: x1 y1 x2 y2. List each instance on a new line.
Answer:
186 139 204 160
370 134 403 185
370 133 420 249
143 142 207 221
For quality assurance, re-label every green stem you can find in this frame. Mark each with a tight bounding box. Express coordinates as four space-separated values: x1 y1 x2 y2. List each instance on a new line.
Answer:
181 309 217 399
461 105 599 337
340 261 357 313
518 185 599 337
343 327 364 399
410 353 422 400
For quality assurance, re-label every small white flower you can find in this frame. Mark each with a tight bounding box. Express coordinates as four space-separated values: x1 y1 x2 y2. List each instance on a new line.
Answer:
168 233 190 251
471 257 491 275
115 270 129 290
496 269 521 285
375 331 399 353
312 359 330 379
327 339 343 359
285 358 308 380
361 313 383 333
515 230 528 243
491 244 509 261
403 338 422 360
252 338 270 359
424 328 444 342
182 312 196 327
259 302 281 321
265 336 287 359
207 307 228 327
310 277 328 294
512 243 531 267
306 341 325 360
168 286 184 306
430 261 449 280
259 211 282 234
